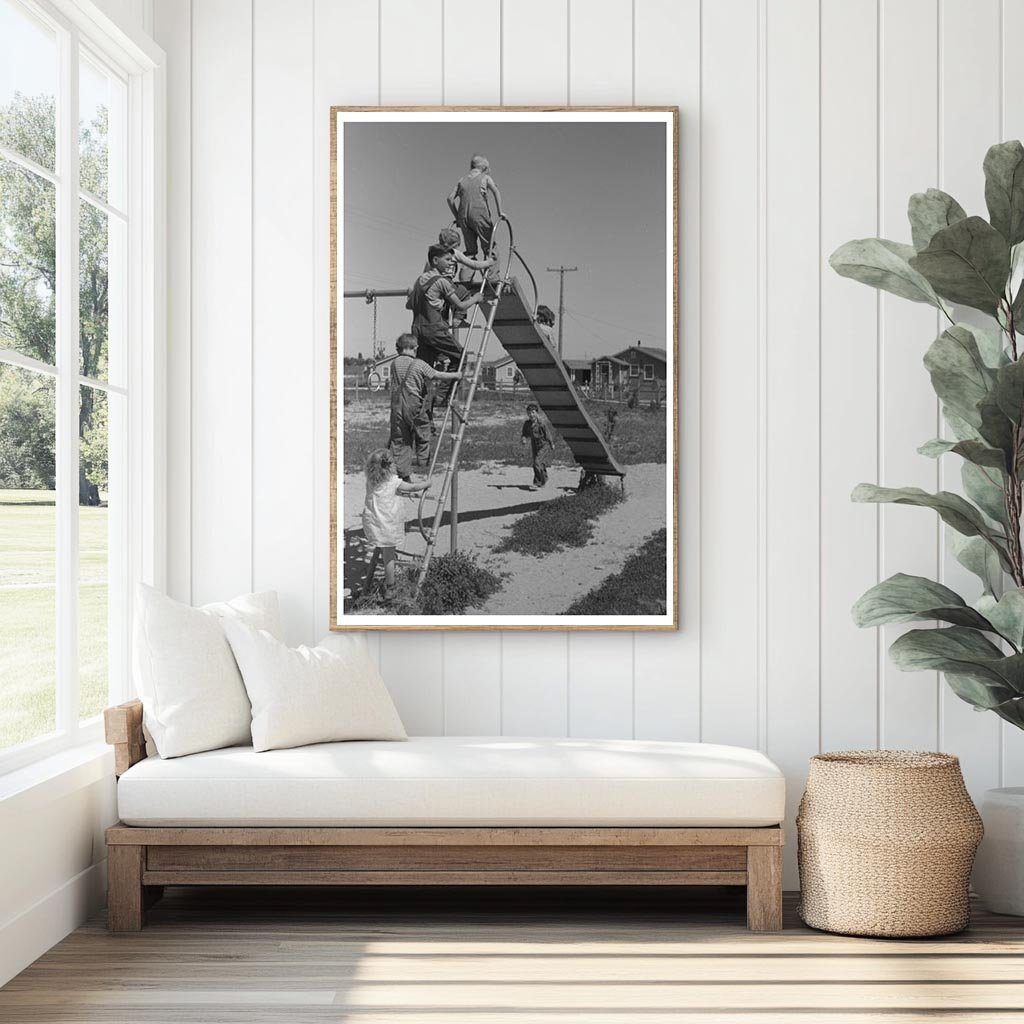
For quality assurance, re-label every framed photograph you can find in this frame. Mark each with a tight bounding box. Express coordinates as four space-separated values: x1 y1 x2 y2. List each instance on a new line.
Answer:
330 107 678 631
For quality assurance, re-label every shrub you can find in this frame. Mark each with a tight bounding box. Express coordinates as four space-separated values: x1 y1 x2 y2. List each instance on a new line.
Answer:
565 529 667 616
418 551 502 615
496 483 623 556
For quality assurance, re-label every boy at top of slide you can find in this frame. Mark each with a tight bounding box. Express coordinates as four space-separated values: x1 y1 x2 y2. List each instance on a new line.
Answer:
447 154 506 262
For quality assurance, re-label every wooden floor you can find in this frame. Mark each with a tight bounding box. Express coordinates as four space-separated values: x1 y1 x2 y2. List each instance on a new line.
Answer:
2 886 1024 1022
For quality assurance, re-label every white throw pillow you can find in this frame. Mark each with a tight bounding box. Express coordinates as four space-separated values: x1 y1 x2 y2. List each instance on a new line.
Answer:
223 622 407 752
133 584 283 758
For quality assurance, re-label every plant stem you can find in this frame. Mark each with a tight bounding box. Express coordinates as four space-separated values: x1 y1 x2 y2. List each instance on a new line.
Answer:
1006 308 1024 587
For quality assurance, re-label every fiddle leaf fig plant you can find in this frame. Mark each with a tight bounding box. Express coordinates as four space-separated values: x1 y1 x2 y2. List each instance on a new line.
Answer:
832 140 1024 731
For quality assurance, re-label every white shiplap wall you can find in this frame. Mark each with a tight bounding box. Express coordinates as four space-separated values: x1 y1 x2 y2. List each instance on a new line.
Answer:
153 0 1024 883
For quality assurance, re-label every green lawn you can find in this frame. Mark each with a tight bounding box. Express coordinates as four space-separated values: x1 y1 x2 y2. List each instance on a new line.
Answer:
0 489 109 751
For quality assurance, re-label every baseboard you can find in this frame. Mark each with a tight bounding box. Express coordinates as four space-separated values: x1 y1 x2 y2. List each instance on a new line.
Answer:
0 859 107 987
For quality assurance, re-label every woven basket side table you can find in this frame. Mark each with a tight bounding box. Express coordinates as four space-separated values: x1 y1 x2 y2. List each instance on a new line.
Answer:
797 750 983 938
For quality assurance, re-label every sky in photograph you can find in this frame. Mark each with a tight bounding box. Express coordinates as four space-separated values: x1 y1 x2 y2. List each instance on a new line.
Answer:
341 119 668 364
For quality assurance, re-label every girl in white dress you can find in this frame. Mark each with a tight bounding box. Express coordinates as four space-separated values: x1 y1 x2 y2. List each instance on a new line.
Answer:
359 448 429 600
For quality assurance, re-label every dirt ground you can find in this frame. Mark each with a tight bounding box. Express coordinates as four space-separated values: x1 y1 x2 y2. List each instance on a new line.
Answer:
342 460 667 615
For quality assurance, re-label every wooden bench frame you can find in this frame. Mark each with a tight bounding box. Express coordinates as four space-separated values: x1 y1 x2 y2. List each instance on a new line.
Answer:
104 700 784 932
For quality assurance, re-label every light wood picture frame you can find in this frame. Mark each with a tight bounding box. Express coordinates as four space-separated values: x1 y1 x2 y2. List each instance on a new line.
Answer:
330 107 678 631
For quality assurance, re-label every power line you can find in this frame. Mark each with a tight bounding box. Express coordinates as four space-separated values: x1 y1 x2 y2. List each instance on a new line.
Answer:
563 303 662 338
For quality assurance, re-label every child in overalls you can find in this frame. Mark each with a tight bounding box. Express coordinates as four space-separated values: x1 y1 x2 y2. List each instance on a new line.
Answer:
388 333 465 481
447 154 505 265
407 245 488 422
520 402 554 491
359 448 430 601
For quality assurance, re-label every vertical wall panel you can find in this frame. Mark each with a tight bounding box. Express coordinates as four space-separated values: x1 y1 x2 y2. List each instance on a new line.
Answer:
375 0 447 723
938 0 1002 795
699 0 760 749
153 0 190 604
562 0 637 732
502 634 569 735
443 0 501 106
189 0 253 605
380 634 445 734
502 0 568 103
380 0 443 105
632 0 700 742
1002 0 1024 786
819 0 879 753
440 0 504 733
568 0 632 104
497 0 572 733
764 0 821 882
253 0 316 645
444 638 502 734
878 0 941 751
313 0 380 645
568 634 634 739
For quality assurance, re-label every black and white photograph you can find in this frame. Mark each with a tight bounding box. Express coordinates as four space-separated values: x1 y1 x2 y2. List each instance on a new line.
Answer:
330 108 678 629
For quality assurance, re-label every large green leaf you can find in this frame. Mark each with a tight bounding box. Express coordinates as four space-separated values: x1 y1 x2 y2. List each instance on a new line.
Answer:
918 437 1007 470
968 322 1012 368
977 589 1024 649
951 532 1004 596
984 140 1024 246
923 326 996 427
830 238 942 307
944 671 1024 714
993 357 1024 423
909 217 1010 314
962 461 1009 527
852 573 994 630
889 626 1024 701
908 188 968 251
978 391 1016 458
942 407 983 442
851 483 1009 554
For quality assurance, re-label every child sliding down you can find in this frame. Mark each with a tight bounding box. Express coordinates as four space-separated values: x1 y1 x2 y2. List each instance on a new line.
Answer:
359 448 430 601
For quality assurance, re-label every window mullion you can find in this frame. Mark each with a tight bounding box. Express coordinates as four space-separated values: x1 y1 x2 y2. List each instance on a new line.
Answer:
55 24 81 735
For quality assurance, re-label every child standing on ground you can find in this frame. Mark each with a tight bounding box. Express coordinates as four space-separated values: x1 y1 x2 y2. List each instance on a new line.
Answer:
448 154 505 265
520 402 554 491
359 448 430 601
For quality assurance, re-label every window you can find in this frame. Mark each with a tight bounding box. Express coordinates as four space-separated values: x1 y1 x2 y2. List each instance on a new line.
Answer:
644 364 655 381
0 0 160 772
629 362 640 377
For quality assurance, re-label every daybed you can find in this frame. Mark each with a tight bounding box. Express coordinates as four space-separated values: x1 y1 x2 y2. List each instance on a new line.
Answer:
104 699 786 932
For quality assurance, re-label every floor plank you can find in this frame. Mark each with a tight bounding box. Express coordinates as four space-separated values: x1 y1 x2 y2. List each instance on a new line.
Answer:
3 887 1024 1021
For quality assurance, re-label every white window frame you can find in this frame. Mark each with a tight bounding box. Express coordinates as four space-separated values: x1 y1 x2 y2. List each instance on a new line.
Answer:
643 363 655 381
0 0 164 776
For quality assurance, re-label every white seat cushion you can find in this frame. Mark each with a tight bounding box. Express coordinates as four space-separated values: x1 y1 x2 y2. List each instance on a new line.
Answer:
117 736 785 827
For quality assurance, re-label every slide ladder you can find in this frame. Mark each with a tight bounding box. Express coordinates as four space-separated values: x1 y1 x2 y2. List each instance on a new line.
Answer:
414 220 626 589
414 221 516 586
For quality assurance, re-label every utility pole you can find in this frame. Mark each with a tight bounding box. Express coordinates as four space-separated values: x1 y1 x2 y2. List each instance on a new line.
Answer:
546 265 577 357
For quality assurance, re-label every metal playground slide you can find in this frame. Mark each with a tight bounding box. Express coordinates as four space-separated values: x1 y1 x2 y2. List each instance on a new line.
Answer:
489 276 626 481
